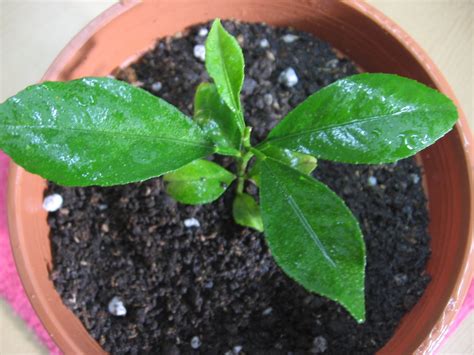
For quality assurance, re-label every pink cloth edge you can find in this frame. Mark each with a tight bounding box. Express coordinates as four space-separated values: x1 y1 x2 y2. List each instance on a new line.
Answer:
436 281 474 353
0 150 471 353
0 153 61 355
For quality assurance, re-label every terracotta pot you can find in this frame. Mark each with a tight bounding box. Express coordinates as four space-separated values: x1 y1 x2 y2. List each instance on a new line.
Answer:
7 0 473 354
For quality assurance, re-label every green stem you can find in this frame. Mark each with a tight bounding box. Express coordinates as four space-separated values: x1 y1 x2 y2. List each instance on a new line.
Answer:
242 126 252 149
236 150 253 194
235 127 255 194
236 178 245 194
249 147 266 160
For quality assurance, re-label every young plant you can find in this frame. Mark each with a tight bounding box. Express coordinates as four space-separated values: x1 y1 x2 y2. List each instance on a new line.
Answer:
0 19 457 322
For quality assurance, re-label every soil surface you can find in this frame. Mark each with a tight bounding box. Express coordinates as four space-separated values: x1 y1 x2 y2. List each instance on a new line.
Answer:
48 21 431 354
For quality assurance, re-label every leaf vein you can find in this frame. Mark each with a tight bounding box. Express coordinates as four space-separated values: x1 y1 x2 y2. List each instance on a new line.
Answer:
286 195 337 268
263 159 337 267
216 30 239 112
264 107 446 145
0 123 214 149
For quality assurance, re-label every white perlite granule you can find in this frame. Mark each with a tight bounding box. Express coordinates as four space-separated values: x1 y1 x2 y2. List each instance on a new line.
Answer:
411 173 420 184
184 218 200 228
151 81 162 92
278 67 298 88
367 176 378 186
312 336 328 353
108 296 127 316
42 194 63 212
191 336 201 349
259 38 270 48
281 34 299 43
198 28 209 37
233 345 243 354
193 44 206 61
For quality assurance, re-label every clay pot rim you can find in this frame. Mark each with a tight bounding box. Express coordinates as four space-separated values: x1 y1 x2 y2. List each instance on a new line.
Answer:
7 0 474 353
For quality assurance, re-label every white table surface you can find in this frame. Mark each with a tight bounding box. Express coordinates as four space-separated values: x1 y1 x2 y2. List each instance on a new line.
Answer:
0 1 472 354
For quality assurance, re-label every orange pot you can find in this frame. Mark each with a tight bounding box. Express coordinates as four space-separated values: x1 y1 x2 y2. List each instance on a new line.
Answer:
7 1 473 354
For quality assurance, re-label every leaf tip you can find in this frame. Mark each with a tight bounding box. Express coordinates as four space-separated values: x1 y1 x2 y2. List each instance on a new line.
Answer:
341 283 366 323
209 18 223 34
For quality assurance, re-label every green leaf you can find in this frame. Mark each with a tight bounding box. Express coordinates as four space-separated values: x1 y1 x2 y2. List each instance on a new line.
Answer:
260 73 458 164
249 145 317 186
232 193 264 232
205 19 245 131
194 83 241 156
260 157 366 322
164 159 235 205
0 77 215 186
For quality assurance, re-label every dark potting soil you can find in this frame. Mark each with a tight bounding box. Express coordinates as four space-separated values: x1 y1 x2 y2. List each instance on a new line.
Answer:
47 21 431 354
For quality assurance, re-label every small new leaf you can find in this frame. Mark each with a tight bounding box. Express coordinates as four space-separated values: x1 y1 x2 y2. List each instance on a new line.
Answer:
205 19 245 131
0 77 214 186
164 159 235 205
260 157 366 322
232 193 264 232
249 145 317 186
194 83 241 156
260 73 458 164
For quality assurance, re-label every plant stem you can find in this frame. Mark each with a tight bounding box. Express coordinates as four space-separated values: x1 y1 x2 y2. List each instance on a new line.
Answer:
242 127 252 149
236 150 253 194
249 147 266 160
236 127 254 194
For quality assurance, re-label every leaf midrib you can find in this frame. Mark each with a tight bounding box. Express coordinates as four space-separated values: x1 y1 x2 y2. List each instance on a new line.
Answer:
214 26 245 132
0 122 214 149
263 107 450 146
262 158 337 267
216 29 240 113
167 175 234 183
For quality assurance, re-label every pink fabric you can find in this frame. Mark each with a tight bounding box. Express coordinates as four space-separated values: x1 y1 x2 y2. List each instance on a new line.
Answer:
437 280 474 352
0 150 471 353
0 152 61 354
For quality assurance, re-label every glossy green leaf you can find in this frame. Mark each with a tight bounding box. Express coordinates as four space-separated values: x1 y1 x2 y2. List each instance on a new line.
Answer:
205 19 245 131
249 145 317 186
164 159 235 205
194 83 241 156
232 193 264 232
260 73 458 164
260 157 366 321
0 77 215 186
